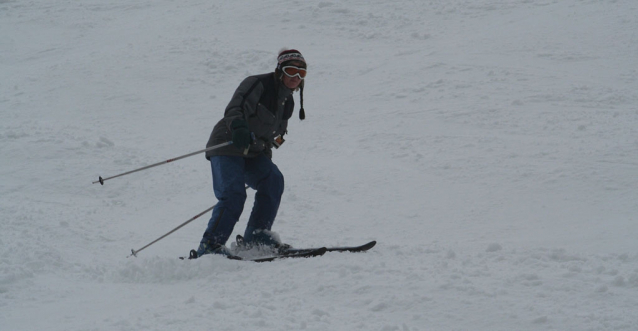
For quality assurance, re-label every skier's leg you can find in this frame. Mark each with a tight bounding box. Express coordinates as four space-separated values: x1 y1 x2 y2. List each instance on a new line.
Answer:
198 156 247 256
242 154 285 246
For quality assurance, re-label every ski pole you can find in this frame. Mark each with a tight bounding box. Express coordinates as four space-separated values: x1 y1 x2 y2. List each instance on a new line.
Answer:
127 186 248 258
93 141 232 185
128 204 215 258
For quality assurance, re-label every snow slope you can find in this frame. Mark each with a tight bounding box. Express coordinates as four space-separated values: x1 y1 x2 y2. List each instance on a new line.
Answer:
2 0 637 330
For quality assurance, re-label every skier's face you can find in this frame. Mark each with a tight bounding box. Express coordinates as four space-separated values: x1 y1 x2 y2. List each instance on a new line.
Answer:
281 61 305 90
282 73 302 90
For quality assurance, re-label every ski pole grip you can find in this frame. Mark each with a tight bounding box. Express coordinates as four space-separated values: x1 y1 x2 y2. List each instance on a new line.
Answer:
243 132 256 155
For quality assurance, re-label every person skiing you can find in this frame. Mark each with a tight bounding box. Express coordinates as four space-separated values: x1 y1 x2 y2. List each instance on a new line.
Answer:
194 49 307 258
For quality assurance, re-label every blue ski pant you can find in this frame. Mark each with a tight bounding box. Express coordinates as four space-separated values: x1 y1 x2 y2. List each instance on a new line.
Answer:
199 154 284 246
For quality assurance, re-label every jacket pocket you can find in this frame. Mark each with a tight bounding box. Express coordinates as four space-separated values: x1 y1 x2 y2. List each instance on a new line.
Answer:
255 103 275 124
248 103 277 140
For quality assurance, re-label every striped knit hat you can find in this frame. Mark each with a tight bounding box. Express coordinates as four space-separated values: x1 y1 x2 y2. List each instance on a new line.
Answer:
276 49 306 120
277 49 306 69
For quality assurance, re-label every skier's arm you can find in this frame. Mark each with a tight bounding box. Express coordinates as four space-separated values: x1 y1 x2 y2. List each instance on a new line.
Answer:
222 76 263 129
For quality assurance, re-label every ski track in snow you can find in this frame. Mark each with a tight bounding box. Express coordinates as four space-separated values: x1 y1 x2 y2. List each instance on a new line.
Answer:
2 0 638 330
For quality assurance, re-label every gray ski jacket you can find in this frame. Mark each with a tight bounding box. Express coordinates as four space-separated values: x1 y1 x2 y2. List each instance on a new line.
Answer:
205 73 295 159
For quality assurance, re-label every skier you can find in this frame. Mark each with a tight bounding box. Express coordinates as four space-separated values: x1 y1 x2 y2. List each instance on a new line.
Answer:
195 49 307 257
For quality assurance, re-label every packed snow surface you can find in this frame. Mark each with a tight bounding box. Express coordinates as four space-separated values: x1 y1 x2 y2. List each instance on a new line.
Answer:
2 0 638 330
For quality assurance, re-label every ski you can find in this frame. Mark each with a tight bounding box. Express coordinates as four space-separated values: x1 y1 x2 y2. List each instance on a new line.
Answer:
179 247 327 262
282 240 377 255
248 247 327 262
181 237 376 262
234 235 377 255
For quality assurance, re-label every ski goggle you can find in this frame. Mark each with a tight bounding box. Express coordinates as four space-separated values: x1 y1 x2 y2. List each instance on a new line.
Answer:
281 66 307 79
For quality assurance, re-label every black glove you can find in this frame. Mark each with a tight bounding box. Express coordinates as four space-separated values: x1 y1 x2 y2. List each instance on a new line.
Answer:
231 119 251 150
